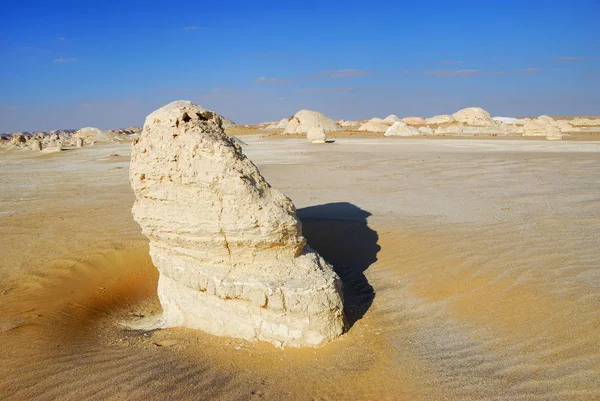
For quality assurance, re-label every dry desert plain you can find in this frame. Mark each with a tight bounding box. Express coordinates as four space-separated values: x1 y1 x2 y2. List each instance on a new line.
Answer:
1 133 600 400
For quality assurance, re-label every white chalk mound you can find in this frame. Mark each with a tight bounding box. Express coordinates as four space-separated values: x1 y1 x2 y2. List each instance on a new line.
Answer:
76 127 105 138
452 107 496 126
358 119 389 132
403 117 426 125
283 110 340 134
384 122 420 137
425 114 455 125
523 115 563 139
129 101 346 347
383 114 402 124
265 118 289 130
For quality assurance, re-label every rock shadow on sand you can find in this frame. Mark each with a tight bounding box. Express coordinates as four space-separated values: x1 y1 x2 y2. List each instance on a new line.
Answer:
298 202 379 328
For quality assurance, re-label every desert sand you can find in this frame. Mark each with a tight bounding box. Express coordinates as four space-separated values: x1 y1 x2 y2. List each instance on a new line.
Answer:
1 136 599 400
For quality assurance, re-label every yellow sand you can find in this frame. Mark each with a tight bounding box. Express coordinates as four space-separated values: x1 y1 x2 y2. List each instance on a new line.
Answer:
1 137 599 400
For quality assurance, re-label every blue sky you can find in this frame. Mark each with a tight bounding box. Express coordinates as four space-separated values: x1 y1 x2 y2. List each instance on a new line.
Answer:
1 0 599 132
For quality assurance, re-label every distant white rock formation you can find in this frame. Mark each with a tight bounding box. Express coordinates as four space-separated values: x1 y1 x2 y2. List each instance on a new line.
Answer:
383 114 403 124
425 114 455 125
358 119 389 132
384 121 420 137
571 117 600 127
283 110 340 134
403 117 426 125
523 115 566 140
452 107 496 127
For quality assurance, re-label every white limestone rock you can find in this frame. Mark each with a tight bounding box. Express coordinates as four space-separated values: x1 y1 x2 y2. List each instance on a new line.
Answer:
571 117 600 127
383 114 402 124
76 127 105 139
130 101 346 347
283 110 340 134
403 117 426 125
29 139 42 151
384 121 420 137
418 126 435 135
306 127 327 143
75 137 84 148
434 124 464 135
425 114 455 125
452 107 496 126
266 118 290 130
340 120 361 127
523 115 562 137
358 119 389 132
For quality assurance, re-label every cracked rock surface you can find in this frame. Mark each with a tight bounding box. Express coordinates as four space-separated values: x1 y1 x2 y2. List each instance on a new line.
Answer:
130 101 346 347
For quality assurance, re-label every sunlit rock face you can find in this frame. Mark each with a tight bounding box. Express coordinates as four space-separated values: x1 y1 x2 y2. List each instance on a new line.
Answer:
130 100 346 347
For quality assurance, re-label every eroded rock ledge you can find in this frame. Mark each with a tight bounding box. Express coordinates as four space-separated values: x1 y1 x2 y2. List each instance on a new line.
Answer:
129 101 346 347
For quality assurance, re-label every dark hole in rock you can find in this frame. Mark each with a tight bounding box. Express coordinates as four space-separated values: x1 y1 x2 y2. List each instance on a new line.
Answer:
182 113 191 123
196 112 212 121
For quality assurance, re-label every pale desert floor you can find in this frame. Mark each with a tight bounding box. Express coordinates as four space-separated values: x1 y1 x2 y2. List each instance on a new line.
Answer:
1 137 599 400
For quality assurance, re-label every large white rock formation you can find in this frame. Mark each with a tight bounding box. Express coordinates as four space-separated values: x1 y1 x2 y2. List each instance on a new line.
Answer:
384 121 420 137
452 107 496 126
283 110 340 134
130 101 346 347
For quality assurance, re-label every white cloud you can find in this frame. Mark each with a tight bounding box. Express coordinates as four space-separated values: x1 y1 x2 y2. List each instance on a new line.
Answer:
54 57 77 63
313 69 371 79
254 77 290 84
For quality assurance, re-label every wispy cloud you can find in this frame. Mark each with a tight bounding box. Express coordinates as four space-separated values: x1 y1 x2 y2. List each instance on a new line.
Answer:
424 69 481 77
59 37 66 41
297 86 396 94
54 57 78 63
439 60 463 65
424 68 539 77
254 77 290 85
554 56 585 62
312 69 372 79
184 26 199 31
514 67 542 74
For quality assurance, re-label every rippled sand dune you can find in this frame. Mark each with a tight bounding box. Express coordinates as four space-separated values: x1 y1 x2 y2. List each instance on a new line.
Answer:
1 138 599 400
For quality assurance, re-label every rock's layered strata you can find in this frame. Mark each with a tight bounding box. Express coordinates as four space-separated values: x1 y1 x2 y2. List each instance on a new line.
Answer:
130 101 346 347
283 110 340 134
384 122 420 137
